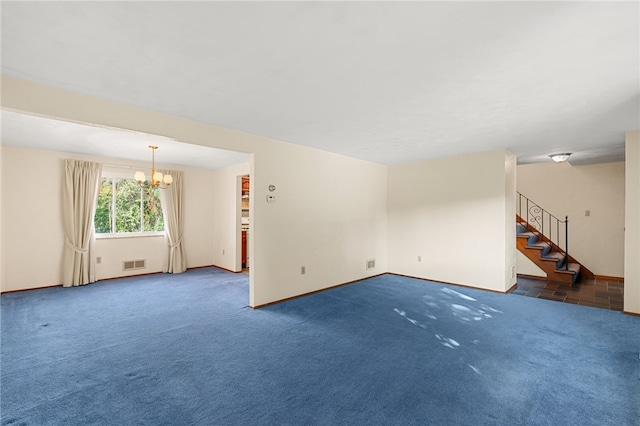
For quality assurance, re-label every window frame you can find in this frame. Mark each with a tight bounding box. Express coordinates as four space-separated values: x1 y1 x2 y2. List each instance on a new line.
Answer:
94 169 165 239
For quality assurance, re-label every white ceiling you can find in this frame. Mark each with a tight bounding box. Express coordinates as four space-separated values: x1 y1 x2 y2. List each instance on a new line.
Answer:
0 110 250 170
1 1 638 167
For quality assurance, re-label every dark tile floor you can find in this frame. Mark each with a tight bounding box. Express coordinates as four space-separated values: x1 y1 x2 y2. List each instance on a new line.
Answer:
512 276 624 311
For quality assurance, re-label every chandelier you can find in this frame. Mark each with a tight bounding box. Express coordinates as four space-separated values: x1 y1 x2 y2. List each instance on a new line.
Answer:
134 145 173 189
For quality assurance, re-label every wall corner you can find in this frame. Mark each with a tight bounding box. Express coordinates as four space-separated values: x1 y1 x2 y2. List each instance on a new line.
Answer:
624 130 640 314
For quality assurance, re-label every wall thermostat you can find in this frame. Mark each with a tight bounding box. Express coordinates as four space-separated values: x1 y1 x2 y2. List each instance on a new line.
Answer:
268 185 276 192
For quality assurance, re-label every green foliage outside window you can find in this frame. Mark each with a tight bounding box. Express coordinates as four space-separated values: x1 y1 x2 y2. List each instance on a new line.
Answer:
94 178 164 234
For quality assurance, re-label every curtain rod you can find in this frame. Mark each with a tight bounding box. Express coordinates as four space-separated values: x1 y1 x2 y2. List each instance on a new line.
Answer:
101 163 178 171
101 163 139 170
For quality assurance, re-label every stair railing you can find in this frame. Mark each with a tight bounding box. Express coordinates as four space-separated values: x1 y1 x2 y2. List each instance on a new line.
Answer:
517 192 569 270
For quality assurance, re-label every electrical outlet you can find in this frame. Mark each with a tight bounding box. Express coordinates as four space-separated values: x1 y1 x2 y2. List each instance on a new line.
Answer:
512 266 516 278
585 210 591 217
301 266 306 275
417 255 422 262
222 249 225 255
96 257 102 264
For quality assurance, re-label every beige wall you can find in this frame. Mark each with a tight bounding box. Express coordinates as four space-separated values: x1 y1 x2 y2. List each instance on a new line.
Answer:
517 161 625 278
2 76 634 312
0 146 223 291
95 236 165 280
182 165 222 269
624 130 640 314
0 138 4 292
1 76 389 306
517 251 546 278
250 142 388 305
387 149 517 293
504 151 517 287
2 147 65 291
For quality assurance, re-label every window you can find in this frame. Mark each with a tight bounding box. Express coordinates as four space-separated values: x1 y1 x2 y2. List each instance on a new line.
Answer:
94 177 164 235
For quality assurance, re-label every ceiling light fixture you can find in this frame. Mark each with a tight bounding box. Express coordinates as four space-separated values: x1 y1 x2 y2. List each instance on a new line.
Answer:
549 153 572 163
134 145 173 189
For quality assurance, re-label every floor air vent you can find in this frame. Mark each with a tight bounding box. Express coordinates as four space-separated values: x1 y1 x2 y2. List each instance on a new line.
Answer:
123 259 146 271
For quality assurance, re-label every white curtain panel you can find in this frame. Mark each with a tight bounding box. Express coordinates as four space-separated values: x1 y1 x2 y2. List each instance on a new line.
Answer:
62 159 102 287
159 170 186 274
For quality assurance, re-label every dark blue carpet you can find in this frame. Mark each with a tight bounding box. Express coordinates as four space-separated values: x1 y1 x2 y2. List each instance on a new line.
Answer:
1 268 638 425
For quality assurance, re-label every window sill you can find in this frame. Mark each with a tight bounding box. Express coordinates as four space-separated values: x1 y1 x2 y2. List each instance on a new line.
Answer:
96 232 165 240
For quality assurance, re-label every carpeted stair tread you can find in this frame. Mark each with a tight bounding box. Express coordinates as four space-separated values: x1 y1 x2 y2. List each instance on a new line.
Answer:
556 262 580 274
526 241 550 250
541 251 564 261
516 217 585 285
517 231 537 238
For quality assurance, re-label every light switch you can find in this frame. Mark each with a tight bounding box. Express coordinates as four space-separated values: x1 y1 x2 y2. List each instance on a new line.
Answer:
585 210 590 217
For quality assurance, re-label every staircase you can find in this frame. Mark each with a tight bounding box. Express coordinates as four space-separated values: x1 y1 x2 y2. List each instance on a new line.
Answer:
516 193 593 285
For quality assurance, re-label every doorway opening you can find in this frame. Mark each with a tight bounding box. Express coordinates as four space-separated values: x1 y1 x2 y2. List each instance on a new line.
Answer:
241 175 250 274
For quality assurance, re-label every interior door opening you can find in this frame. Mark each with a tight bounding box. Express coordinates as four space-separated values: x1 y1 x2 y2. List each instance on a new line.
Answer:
241 175 250 274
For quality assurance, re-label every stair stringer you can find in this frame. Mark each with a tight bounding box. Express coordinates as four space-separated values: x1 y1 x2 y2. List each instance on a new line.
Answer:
515 218 593 284
516 232 574 283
